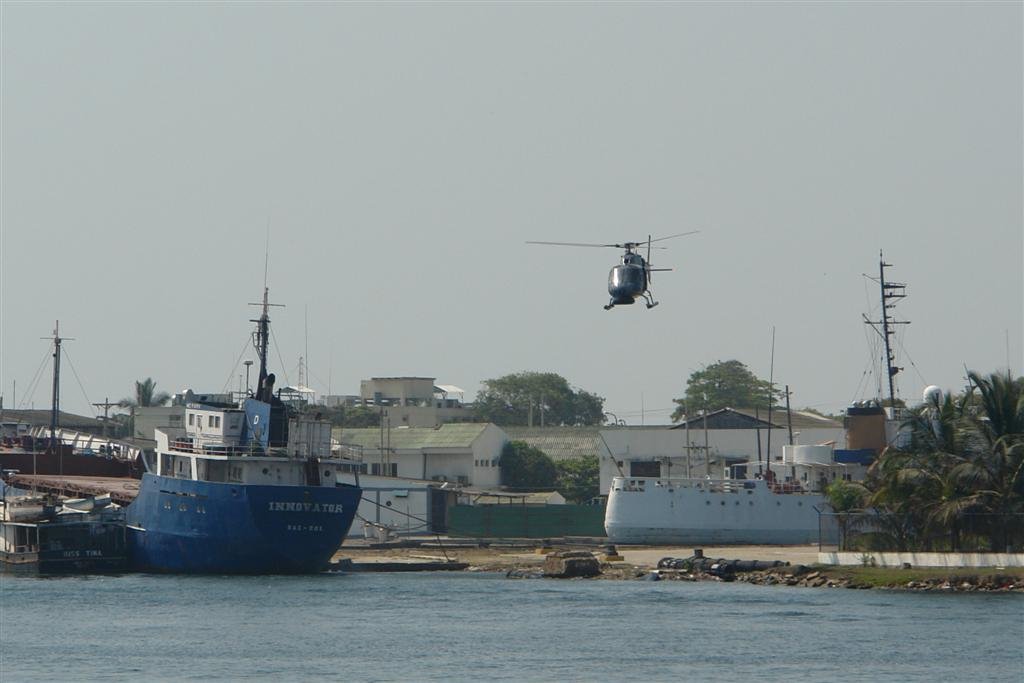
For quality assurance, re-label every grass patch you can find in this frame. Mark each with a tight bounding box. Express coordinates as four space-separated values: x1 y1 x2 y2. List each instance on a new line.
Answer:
816 565 1023 588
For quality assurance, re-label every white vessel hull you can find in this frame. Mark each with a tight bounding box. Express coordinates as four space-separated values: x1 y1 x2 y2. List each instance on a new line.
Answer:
604 476 826 545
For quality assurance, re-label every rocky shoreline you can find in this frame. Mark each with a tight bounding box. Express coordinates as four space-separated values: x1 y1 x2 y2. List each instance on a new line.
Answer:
496 552 1024 592
338 544 1024 592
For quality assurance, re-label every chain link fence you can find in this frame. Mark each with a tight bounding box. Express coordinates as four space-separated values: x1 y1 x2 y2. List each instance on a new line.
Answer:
818 512 1024 553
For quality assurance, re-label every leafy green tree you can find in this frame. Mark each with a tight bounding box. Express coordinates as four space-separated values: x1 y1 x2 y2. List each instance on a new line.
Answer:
555 456 600 503
825 479 870 549
341 405 382 428
474 372 605 426
671 360 780 421
500 441 557 489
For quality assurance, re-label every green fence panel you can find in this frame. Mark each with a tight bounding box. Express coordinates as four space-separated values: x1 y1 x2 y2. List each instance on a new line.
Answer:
447 504 606 538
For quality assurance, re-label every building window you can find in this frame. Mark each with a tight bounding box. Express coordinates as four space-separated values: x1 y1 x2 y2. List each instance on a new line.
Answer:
188 414 194 426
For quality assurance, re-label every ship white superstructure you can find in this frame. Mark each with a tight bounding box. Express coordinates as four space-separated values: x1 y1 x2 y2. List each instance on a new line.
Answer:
604 443 870 545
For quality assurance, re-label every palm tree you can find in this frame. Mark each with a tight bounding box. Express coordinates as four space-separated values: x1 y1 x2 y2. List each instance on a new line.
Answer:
118 378 171 408
956 371 1024 550
868 371 1024 551
118 378 171 439
966 371 1024 447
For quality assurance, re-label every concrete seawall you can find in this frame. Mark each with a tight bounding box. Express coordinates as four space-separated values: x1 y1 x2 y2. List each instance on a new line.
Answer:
820 551 1024 568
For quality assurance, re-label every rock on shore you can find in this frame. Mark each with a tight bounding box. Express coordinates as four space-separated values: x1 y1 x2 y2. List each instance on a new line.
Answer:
542 551 602 578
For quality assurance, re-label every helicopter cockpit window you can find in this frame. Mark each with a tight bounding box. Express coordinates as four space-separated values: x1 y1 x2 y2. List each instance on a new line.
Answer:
609 265 644 289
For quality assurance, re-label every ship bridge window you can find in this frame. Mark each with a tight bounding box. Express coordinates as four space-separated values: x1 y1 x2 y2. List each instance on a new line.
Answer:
629 461 660 478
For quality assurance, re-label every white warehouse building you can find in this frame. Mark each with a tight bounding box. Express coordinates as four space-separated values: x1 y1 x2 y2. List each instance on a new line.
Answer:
333 423 508 488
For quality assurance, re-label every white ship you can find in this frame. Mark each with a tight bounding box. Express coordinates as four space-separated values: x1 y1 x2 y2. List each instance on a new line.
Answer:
604 444 853 545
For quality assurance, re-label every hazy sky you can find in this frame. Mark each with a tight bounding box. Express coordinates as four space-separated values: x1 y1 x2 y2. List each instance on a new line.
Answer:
2 2 1021 424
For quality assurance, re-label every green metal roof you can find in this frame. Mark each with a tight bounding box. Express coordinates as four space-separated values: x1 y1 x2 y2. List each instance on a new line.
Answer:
503 426 602 461
334 423 492 450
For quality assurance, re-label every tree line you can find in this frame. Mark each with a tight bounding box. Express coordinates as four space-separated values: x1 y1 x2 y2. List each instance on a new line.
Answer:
113 360 785 428
827 371 1024 552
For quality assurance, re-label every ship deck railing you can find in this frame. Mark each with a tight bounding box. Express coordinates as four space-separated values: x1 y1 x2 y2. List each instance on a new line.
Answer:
614 476 810 495
168 439 361 463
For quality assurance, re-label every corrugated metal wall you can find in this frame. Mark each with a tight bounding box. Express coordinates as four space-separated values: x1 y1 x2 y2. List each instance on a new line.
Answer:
447 504 606 538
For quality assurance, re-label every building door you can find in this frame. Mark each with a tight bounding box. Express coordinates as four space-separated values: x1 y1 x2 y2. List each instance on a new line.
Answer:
428 487 448 533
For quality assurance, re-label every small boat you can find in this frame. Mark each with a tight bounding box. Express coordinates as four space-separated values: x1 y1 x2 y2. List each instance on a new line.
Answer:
1 492 127 573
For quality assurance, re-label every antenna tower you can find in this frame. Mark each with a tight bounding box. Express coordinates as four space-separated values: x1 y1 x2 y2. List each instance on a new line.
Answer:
864 252 909 411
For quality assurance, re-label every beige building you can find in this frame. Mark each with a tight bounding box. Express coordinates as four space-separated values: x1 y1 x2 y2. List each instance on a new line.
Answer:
358 377 470 427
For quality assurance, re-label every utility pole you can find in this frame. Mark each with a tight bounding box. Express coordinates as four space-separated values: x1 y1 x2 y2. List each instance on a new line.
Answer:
243 360 253 395
702 395 710 478
684 401 691 477
92 397 118 438
784 385 794 446
755 405 763 476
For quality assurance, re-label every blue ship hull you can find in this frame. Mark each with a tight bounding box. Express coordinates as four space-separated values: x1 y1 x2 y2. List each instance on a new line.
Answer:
126 474 361 574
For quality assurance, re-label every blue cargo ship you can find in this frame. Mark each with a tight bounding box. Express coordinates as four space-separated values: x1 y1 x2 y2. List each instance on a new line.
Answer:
125 288 361 573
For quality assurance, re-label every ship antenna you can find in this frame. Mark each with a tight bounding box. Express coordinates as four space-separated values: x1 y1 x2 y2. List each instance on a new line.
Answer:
263 222 270 291
765 326 775 475
864 251 908 416
249 241 284 402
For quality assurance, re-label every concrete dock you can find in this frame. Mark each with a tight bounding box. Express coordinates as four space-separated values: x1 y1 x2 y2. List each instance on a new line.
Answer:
4 474 141 505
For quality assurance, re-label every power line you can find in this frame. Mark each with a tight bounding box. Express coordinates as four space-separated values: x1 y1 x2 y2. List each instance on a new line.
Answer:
61 348 94 417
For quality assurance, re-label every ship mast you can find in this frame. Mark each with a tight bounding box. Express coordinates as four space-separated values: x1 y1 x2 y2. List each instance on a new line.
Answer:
44 321 73 469
250 287 284 402
864 252 909 413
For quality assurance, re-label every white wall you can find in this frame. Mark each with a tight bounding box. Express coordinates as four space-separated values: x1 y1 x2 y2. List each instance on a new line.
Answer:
820 552 1024 568
471 424 508 488
133 406 185 442
335 472 433 537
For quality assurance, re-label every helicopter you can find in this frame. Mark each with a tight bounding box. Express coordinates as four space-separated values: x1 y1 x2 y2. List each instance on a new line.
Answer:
526 231 699 310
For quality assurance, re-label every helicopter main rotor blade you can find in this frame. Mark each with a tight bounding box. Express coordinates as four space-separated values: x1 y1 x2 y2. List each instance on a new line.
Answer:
525 240 619 248
645 230 700 244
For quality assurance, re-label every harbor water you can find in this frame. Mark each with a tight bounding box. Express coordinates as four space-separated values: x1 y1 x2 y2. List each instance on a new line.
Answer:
1 571 1021 681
